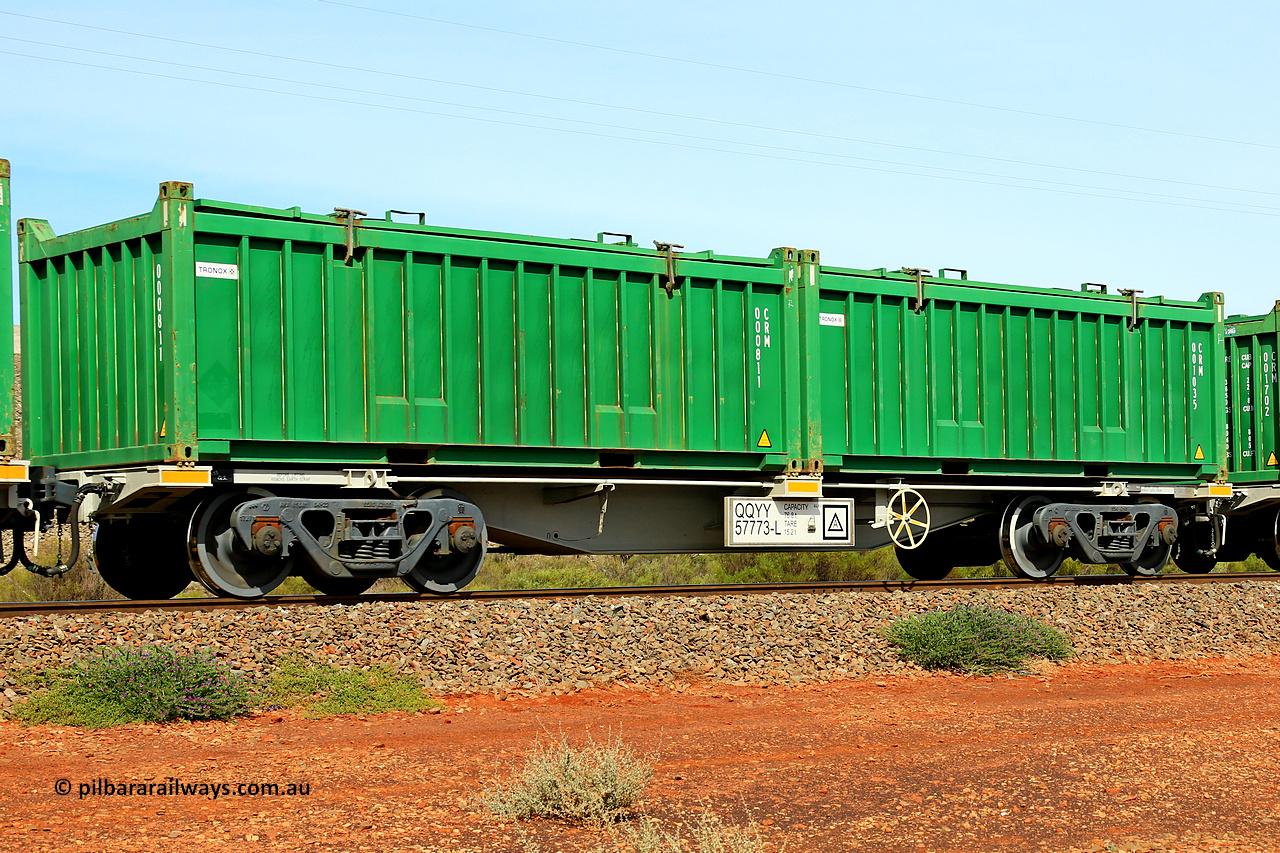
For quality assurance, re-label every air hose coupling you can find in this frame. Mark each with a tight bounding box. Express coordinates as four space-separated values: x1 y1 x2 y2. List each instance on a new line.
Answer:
28 482 114 578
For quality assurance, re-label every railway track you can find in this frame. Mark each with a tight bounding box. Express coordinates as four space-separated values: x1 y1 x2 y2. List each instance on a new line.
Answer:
2 570 1277 619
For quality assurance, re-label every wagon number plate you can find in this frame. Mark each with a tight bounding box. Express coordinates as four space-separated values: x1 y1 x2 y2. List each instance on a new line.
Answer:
724 498 853 546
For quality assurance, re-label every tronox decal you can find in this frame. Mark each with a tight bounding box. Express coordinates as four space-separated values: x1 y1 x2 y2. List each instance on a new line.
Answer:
195 262 239 280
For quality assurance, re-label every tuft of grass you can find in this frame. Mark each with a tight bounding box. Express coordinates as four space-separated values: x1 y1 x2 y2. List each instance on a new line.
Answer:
480 734 653 825
472 550 909 591
174 575 318 599
884 603 1073 675
471 545 1280 593
614 810 767 853
264 658 439 717
14 644 252 727
474 554 624 590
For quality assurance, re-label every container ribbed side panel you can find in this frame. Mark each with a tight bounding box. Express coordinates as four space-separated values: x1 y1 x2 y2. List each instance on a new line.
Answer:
191 224 790 464
814 269 1223 477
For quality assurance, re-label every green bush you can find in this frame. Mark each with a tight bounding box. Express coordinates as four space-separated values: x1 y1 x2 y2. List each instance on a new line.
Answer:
884 603 1072 675
264 659 439 717
14 645 253 727
481 734 652 825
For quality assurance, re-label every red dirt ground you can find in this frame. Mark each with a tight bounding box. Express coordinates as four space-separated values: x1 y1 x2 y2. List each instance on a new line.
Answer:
2 656 1280 852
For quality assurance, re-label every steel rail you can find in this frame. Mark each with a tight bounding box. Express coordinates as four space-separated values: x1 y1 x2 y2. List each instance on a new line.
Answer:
1 571 1276 619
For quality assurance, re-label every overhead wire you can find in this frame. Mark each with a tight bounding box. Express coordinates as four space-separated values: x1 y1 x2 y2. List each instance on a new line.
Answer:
1 10 1276 200
314 0 1280 152
2 46 1275 219
3 34 1274 214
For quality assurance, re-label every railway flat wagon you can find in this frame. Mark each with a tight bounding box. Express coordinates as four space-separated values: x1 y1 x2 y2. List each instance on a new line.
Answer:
0 172 1234 598
14 179 817 598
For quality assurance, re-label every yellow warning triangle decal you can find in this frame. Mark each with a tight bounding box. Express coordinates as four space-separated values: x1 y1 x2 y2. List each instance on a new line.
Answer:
1269 451 1278 467
757 429 772 449
1193 445 1205 460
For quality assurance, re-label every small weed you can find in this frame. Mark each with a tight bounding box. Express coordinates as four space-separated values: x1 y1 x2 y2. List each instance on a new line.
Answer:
884 603 1073 675
511 810 769 853
264 658 439 717
481 733 652 825
14 644 252 727
614 810 768 852
476 554 623 590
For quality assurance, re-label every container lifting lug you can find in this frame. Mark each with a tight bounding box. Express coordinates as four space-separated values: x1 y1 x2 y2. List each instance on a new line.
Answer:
333 207 367 265
654 241 684 298
1119 288 1144 331
384 209 426 225
598 231 634 246
900 268 931 314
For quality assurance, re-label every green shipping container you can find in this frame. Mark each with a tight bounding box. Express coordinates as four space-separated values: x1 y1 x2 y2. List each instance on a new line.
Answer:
810 265 1226 482
1224 305 1280 482
19 182 806 472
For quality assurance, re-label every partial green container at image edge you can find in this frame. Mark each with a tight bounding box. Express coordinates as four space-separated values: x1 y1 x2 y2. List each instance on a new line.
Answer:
1224 305 1280 483
0 159 15 456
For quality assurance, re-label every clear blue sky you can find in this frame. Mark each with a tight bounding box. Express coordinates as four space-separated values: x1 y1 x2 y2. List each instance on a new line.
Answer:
3 1 1277 315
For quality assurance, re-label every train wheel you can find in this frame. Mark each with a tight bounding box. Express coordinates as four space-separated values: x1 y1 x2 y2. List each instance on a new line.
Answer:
1119 539 1173 576
298 561 376 596
404 540 486 594
187 489 293 598
1172 525 1217 575
894 537 954 580
1257 509 1280 571
999 495 1064 579
404 489 486 594
94 518 195 600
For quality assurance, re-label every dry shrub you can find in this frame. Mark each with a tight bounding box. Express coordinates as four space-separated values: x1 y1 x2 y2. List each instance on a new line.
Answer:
481 733 652 825
616 811 768 853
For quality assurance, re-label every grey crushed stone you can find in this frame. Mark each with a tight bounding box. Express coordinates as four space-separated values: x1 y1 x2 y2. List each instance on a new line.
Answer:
0 582 1277 707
